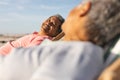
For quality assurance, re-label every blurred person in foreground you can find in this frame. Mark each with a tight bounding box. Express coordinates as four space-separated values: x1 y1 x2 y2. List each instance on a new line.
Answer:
0 14 64 55
0 0 120 80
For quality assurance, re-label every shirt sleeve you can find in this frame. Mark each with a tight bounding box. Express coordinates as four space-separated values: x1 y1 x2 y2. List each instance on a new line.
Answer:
12 34 51 47
0 41 14 55
27 36 51 47
0 34 32 55
11 34 33 47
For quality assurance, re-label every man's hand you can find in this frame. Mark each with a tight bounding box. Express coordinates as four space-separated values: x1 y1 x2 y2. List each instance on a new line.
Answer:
98 58 120 80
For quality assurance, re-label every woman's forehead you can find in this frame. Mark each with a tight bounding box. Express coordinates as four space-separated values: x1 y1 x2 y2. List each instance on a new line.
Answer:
50 16 59 20
45 16 58 21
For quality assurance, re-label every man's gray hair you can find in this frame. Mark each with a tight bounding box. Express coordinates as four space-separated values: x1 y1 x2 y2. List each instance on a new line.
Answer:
84 0 120 47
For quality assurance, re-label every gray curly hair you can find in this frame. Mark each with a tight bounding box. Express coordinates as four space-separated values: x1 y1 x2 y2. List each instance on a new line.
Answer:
83 0 120 47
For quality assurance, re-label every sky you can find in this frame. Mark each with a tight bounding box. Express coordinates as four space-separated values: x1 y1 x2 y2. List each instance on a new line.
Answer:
0 0 81 34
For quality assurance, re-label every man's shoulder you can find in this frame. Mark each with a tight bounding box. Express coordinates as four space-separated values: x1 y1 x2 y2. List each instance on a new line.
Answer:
42 41 103 51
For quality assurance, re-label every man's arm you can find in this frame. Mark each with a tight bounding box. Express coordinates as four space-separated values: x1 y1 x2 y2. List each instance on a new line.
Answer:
98 58 120 80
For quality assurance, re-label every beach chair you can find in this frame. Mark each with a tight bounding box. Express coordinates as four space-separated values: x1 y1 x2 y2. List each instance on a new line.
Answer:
103 35 120 66
98 35 120 80
52 32 65 41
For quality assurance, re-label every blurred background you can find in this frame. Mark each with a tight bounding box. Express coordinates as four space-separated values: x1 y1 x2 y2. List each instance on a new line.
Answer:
0 0 81 34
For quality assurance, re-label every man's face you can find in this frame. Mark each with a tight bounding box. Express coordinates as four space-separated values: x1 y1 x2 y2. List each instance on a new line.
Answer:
62 4 89 41
42 16 62 37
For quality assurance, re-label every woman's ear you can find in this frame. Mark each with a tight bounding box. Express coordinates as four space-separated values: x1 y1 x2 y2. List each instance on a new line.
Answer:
79 2 91 17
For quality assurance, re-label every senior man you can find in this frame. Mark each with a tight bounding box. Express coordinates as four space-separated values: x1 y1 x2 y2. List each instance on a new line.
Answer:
0 0 120 80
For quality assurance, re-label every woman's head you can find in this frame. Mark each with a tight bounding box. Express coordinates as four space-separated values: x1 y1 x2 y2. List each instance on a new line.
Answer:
41 14 64 37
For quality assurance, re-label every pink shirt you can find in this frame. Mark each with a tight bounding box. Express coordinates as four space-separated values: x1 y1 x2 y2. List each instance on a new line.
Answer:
0 32 51 55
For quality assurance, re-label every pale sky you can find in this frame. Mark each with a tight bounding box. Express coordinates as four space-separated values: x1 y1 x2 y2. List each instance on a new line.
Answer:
0 0 81 34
